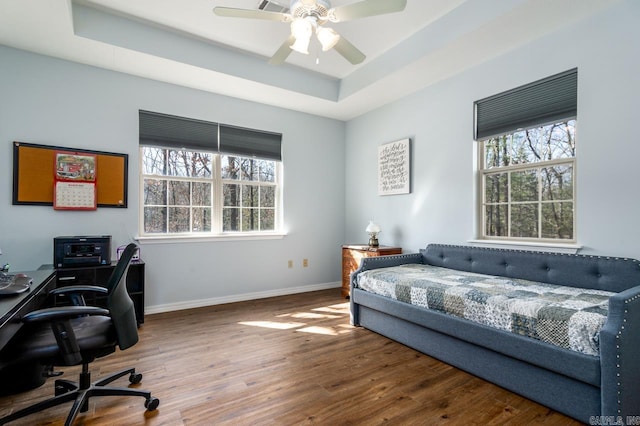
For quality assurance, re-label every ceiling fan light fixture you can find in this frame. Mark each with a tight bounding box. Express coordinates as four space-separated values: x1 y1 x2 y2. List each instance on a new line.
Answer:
290 17 312 54
290 37 310 54
316 27 340 51
215 0 407 65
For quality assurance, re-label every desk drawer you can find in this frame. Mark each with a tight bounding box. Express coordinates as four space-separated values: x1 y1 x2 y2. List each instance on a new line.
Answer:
56 269 95 286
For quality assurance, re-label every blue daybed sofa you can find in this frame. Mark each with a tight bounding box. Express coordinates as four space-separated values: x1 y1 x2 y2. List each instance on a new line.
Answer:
349 243 640 423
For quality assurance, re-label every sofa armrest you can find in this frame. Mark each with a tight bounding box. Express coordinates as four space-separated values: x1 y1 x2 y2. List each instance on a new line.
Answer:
351 253 422 289
600 285 640 418
349 253 422 326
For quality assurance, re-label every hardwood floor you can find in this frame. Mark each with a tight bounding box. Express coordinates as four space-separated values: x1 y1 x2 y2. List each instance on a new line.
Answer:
0 289 581 425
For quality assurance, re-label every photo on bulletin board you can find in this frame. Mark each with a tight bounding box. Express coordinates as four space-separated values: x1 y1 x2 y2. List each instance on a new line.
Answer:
55 151 97 182
378 138 411 196
12 141 128 208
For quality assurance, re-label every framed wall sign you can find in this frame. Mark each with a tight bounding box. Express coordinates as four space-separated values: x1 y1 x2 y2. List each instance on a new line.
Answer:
378 138 410 195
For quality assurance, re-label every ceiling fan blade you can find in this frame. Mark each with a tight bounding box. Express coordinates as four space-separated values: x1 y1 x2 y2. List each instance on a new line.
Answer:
333 36 366 65
268 35 296 65
331 0 407 22
213 7 292 22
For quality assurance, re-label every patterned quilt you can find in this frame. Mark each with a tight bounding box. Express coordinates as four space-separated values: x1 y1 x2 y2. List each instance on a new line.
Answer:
356 264 614 356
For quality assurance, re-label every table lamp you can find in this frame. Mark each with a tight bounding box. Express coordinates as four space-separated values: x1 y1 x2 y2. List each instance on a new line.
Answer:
366 221 381 247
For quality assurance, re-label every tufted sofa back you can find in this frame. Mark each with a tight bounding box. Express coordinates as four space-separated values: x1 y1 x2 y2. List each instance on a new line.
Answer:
420 244 640 293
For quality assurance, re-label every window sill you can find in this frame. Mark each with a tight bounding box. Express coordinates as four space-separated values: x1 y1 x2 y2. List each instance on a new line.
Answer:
467 239 582 254
136 232 286 245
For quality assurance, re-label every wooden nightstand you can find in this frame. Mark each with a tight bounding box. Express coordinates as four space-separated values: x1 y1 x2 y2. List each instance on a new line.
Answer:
341 245 402 298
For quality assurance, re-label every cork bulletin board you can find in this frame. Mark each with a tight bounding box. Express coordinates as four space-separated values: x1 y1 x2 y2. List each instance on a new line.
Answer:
12 141 128 208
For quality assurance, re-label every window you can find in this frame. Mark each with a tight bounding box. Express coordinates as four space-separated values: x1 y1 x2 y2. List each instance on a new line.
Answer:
475 69 577 243
139 111 282 237
479 120 576 240
221 155 277 232
142 148 214 233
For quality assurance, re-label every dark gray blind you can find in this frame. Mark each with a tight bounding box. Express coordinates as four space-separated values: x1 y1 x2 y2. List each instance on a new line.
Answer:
474 68 577 140
219 124 282 161
139 110 218 151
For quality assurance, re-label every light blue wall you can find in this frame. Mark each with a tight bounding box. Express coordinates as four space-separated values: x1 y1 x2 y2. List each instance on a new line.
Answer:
0 46 345 310
345 0 640 259
1 1 638 312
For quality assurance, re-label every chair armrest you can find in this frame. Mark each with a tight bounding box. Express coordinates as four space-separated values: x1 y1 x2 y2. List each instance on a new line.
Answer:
49 285 108 307
49 285 108 296
22 306 109 323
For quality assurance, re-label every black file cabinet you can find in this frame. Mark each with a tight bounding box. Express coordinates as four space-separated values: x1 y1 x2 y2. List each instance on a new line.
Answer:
55 261 145 325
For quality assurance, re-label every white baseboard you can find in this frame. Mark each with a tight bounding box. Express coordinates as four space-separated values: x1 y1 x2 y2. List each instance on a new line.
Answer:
145 281 341 315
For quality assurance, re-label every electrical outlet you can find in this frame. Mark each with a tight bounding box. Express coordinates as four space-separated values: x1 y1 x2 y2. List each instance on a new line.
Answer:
303 258 309 267
288 260 293 269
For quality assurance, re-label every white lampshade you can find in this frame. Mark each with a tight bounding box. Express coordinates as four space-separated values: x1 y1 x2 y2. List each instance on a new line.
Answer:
289 38 309 55
290 18 312 55
366 221 381 234
316 27 340 52
290 37 310 54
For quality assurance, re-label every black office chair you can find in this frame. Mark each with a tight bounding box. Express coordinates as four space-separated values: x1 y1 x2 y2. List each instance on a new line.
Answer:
0 243 159 425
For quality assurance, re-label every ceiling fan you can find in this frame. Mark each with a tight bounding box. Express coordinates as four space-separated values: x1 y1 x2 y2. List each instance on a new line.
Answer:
213 0 407 65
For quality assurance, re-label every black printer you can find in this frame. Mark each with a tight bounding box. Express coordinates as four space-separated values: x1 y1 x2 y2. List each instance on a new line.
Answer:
53 236 111 268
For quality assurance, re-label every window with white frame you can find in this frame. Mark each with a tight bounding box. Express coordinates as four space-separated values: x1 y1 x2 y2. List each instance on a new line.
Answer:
220 155 277 232
139 111 282 236
479 121 576 240
475 69 577 242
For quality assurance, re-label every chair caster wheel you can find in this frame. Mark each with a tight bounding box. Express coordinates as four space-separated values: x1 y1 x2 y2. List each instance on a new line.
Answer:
129 372 143 384
145 397 160 411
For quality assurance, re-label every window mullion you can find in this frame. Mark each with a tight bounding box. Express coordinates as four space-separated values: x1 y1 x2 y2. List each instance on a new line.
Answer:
213 154 222 233
189 181 193 233
164 176 169 234
507 171 512 238
484 157 571 174
538 166 543 239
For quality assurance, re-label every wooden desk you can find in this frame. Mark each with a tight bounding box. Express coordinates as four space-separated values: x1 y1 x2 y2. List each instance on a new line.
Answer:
0 268 56 352
341 245 402 298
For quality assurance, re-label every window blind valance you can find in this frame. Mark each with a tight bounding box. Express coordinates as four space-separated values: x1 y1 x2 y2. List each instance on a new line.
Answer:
219 124 282 162
139 110 218 151
139 110 282 161
474 68 577 140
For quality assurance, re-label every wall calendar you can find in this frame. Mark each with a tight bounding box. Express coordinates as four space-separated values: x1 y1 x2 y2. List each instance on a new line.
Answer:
54 181 97 210
53 151 97 210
